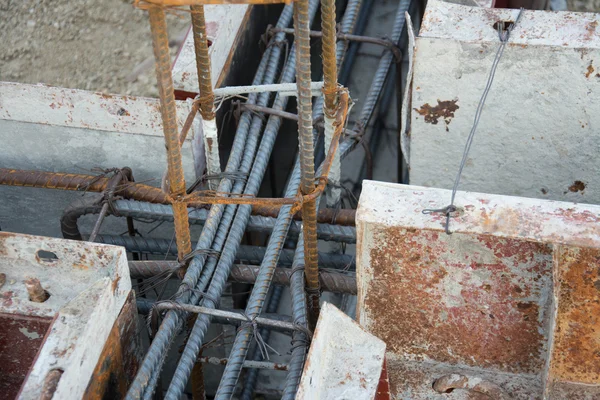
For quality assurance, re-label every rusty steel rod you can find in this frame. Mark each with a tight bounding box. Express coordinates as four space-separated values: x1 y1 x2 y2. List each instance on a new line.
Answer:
128 261 357 295
293 0 321 327
190 4 215 121
154 302 305 334
190 7 215 396
148 5 192 264
198 357 289 371
270 27 403 63
0 168 356 226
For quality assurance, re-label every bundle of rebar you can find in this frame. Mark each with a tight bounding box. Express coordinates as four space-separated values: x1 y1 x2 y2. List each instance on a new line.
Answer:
0 0 414 395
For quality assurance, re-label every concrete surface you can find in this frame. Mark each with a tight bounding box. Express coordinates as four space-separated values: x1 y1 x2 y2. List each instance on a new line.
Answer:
0 232 131 399
297 302 386 400
356 180 600 399
408 1 600 204
0 82 197 238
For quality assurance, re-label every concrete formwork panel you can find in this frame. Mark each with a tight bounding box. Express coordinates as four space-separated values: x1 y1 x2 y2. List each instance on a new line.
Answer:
297 302 386 400
0 232 135 399
0 82 196 237
407 1 600 204
356 180 600 399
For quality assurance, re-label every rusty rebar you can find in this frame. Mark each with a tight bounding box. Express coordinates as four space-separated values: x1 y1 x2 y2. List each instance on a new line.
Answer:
25 277 49 303
0 168 169 203
128 261 357 295
190 4 215 121
148 5 192 263
252 203 355 225
293 0 320 327
40 369 63 400
0 168 356 225
320 0 338 114
269 27 403 63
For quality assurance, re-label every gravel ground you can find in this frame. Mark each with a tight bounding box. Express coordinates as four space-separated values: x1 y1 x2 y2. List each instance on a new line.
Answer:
0 0 189 97
0 0 598 98
568 0 600 11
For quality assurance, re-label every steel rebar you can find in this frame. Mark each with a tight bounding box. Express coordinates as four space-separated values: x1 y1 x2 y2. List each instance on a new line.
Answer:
242 0 362 394
198 357 289 371
125 6 293 397
93 234 355 269
129 261 357 294
166 2 321 397
191 4 215 121
293 0 321 329
148 5 192 263
60 197 356 244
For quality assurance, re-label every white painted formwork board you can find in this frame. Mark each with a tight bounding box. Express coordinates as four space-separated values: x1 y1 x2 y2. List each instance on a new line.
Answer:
0 232 131 399
407 1 600 204
0 82 197 237
172 5 250 93
296 302 386 400
356 180 600 398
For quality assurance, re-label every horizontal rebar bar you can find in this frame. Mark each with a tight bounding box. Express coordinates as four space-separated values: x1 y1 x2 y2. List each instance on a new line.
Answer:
213 81 323 98
93 234 355 269
270 27 402 62
128 261 357 294
198 357 289 371
154 302 304 334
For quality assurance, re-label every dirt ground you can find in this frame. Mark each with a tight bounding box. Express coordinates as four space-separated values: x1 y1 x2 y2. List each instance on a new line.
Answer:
0 0 189 97
0 0 598 98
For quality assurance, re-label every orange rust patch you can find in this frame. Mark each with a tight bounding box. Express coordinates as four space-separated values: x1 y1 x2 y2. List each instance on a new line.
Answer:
550 246 600 384
364 227 552 374
111 274 121 294
568 180 586 193
83 292 140 399
414 99 459 131
585 63 595 78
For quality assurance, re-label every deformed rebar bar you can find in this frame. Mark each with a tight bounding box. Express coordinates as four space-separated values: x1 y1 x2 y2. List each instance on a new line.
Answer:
0 168 357 225
125 7 291 396
92 234 355 269
190 5 215 121
60 197 356 244
198 357 289 371
293 0 321 329
166 3 323 395
129 261 357 294
148 5 192 264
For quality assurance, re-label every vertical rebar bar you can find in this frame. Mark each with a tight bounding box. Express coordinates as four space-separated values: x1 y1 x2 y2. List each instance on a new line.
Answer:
148 6 192 263
190 5 215 121
242 1 361 395
293 0 320 327
162 5 306 399
321 0 342 210
320 0 338 114
190 6 216 395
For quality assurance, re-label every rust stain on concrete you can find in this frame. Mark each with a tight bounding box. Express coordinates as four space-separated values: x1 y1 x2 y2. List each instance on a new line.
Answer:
414 99 459 131
568 180 586 193
550 246 600 384
364 227 552 374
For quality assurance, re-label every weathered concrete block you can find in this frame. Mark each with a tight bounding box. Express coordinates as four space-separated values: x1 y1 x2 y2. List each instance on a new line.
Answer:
356 180 600 399
0 232 135 399
0 83 196 237
407 1 600 204
297 302 386 400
